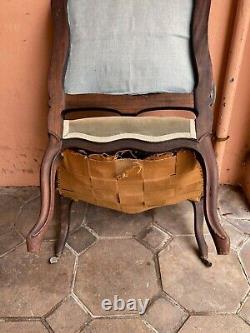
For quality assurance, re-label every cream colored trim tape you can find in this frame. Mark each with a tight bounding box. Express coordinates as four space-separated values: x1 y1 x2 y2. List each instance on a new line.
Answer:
63 117 197 143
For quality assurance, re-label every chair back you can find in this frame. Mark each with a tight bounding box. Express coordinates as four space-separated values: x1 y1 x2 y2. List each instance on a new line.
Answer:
48 0 214 139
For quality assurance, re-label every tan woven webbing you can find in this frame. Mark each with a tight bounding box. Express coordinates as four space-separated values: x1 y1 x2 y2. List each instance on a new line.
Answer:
58 150 203 214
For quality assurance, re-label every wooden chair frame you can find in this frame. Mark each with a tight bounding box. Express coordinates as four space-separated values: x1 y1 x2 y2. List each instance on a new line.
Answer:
26 0 230 265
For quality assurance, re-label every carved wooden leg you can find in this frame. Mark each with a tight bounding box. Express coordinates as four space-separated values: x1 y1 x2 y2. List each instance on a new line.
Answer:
50 196 72 264
198 136 230 255
26 135 62 253
192 198 212 267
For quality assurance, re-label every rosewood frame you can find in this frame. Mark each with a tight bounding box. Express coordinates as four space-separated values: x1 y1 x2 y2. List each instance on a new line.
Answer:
26 0 230 264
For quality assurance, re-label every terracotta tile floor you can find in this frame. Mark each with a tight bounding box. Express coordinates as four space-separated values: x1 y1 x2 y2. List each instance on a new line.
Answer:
0 186 249 333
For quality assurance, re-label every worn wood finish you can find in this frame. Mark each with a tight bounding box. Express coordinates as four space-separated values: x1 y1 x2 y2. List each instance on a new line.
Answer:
27 0 230 262
27 135 62 252
198 135 230 254
65 93 194 115
56 196 72 257
63 109 196 120
47 0 68 139
62 138 198 154
192 198 212 267
192 0 214 138
49 196 72 264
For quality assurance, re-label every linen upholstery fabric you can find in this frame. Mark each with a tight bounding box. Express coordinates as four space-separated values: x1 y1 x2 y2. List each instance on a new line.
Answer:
64 0 195 95
63 117 196 142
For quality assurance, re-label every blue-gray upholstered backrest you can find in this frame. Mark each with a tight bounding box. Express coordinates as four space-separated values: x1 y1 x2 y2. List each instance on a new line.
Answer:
64 0 195 95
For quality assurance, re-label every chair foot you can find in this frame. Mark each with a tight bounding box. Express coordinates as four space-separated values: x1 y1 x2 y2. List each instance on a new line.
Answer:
204 200 230 255
54 196 72 258
26 233 44 253
26 136 61 253
192 199 212 267
49 256 61 264
197 136 230 256
210 231 230 255
200 256 212 267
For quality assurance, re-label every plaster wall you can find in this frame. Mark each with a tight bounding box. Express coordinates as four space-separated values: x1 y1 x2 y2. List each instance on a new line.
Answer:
0 0 249 189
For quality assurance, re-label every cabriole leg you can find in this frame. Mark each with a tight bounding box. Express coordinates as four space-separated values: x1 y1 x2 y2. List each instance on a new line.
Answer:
26 135 62 253
192 198 212 267
50 196 72 264
198 136 230 255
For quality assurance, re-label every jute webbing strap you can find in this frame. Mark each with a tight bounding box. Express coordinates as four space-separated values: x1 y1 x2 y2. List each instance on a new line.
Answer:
58 150 203 214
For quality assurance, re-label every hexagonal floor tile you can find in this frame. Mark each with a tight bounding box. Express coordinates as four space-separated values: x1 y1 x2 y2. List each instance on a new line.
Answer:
75 239 159 316
139 226 170 252
0 187 39 203
0 321 48 333
46 296 89 333
70 201 87 232
67 227 96 254
159 236 249 312
85 205 152 237
15 197 86 240
153 201 208 235
0 229 23 256
15 196 59 240
0 243 75 316
240 239 250 279
223 223 248 251
14 187 40 203
0 193 22 236
227 218 250 235
144 297 188 333
219 185 250 220
239 296 250 324
82 318 153 333
179 315 250 333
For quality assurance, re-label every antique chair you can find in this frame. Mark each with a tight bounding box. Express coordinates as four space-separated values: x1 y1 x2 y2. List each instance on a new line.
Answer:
27 0 230 265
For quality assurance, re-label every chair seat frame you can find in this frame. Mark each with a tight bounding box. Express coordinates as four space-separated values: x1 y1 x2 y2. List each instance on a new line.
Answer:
27 0 230 265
